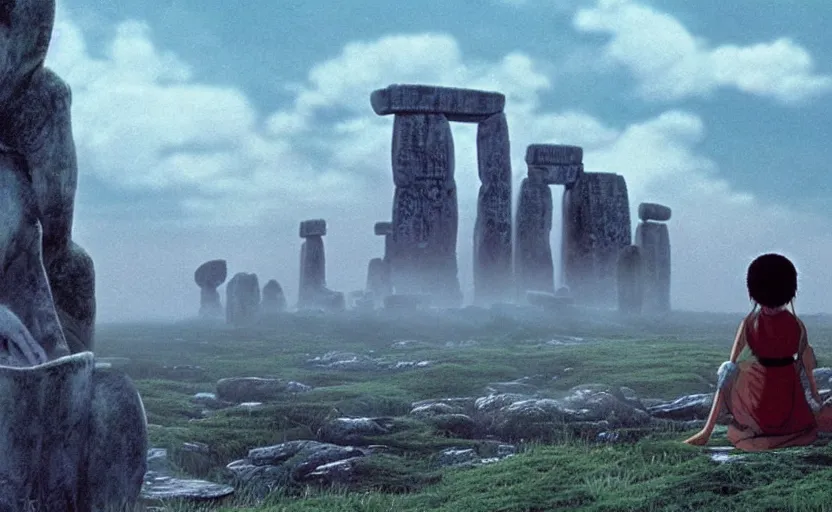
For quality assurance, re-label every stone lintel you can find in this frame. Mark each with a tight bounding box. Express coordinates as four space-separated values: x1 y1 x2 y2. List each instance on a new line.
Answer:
525 144 583 166
299 219 326 238
371 84 505 122
638 203 672 222
374 222 393 236
529 164 584 186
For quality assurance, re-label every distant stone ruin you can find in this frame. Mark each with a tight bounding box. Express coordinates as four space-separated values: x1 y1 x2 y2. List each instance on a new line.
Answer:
366 221 393 306
261 279 287 314
635 203 672 313
194 259 227 319
226 272 261 325
298 219 345 311
371 84 513 307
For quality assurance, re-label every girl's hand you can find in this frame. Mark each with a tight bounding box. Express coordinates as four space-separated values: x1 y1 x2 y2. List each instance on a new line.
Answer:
684 430 712 446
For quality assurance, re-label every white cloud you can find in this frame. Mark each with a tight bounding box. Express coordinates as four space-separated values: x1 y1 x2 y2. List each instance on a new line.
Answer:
37 7 832 322
574 0 832 103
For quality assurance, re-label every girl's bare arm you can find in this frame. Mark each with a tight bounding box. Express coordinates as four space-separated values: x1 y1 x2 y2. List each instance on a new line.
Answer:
728 318 748 362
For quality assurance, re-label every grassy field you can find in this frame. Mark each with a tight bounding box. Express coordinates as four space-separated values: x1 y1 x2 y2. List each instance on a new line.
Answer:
94 308 832 511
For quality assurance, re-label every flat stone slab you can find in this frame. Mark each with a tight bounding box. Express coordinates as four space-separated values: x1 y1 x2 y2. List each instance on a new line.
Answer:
374 222 392 236
299 219 326 238
525 144 583 165
371 84 505 122
530 164 584 186
638 203 672 222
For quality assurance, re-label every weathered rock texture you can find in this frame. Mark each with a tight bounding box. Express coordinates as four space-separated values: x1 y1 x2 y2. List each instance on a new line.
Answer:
561 172 632 306
194 259 227 319
261 279 287 314
298 219 344 311
617 245 644 315
635 208 671 313
514 170 554 296
372 84 513 306
526 144 584 187
0 352 147 511
0 1 96 354
226 272 261 325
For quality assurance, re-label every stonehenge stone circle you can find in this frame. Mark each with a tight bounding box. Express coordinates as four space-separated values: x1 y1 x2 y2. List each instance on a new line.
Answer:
635 203 672 313
561 171 631 306
194 259 227 319
298 219 344 311
261 279 287 314
617 245 644 315
371 84 513 307
514 167 554 296
226 272 261 325
638 202 672 222
0 0 96 354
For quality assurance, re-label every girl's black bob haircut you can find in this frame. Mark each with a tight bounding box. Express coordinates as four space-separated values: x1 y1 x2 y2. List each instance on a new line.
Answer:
746 253 797 308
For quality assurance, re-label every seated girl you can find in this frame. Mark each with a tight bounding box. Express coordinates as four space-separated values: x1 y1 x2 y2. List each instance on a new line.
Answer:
684 253 832 451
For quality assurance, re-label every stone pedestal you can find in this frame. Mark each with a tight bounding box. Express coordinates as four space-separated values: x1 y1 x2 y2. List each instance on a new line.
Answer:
635 216 671 313
0 352 147 511
194 259 227 319
298 219 344 311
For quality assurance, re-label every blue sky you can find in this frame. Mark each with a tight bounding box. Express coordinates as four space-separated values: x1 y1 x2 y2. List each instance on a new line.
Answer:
46 0 832 321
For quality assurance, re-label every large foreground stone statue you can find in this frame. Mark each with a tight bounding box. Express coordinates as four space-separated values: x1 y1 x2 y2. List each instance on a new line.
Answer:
0 3 147 510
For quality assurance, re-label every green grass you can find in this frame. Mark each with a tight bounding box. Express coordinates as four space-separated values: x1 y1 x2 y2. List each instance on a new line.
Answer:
92 310 832 511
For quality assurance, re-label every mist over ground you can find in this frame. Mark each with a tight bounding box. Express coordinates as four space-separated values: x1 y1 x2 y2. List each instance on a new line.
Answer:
49 0 832 323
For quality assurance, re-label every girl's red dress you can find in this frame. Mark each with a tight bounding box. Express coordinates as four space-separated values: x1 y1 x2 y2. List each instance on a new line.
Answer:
724 309 827 451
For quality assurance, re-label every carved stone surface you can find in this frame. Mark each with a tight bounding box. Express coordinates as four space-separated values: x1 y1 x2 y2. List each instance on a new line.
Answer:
391 113 454 187
635 221 671 313
638 202 672 222
561 172 632 306
194 259 227 319
371 84 505 122
514 176 554 296
617 245 644 315
389 180 461 306
226 272 261 325
525 144 583 166
472 113 512 304
0 148 69 360
0 352 147 511
0 1 96 354
300 219 326 238
261 279 287 314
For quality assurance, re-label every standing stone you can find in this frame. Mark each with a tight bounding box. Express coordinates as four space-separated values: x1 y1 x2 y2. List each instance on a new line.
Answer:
366 222 393 305
373 84 511 308
617 245 644 315
194 259 227 319
226 273 260 325
635 213 671 313
298 219 344 311
473 113 513 305
261 279 287 314
514 170 554 296
388 113 461 306
561 172 631 306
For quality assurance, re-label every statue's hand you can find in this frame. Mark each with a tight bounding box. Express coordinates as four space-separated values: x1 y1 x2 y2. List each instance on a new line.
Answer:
0 304 48 366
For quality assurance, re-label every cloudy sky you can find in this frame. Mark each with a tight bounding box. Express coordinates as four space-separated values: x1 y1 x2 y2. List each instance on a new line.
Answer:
45 0 832 322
